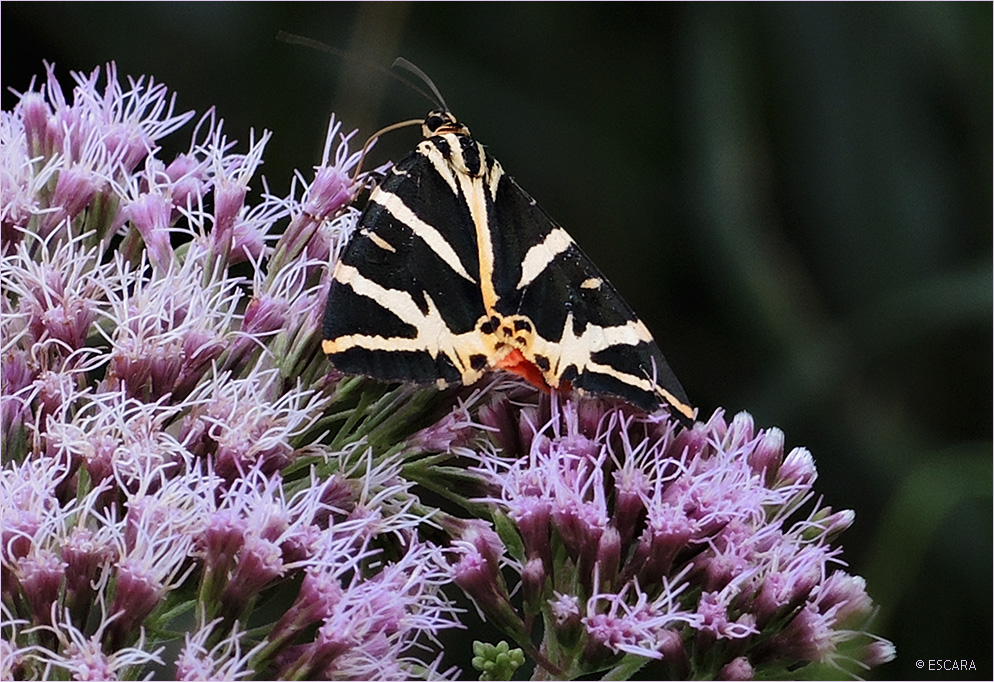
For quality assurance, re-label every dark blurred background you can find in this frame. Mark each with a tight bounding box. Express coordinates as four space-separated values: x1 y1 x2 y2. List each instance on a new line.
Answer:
3 3 990 679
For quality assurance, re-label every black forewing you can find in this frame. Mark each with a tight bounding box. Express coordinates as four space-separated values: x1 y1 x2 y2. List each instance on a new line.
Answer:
489 174 691 414
322 145 487 384
358 150 484 334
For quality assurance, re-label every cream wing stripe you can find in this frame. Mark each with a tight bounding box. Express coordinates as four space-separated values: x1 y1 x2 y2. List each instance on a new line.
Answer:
421 142 460 195
461 173 499 310
516 228 574 290
323 264 489 375
371 191 476 283
360 229 397 253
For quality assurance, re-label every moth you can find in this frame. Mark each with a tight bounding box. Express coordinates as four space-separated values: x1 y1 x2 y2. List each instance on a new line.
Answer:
321 108 694 421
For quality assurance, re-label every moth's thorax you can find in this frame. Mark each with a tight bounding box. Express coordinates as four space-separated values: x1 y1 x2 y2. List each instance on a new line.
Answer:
419 131 490 178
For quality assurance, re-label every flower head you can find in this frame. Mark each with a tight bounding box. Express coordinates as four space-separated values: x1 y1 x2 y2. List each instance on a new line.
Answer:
461 396 894 678
175 616 267 681
2 62 458 681
26 604 164 681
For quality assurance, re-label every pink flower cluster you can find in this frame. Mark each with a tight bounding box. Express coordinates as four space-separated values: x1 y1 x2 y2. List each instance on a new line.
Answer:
1 62 894 681
444 396 895 678
1 63 458 681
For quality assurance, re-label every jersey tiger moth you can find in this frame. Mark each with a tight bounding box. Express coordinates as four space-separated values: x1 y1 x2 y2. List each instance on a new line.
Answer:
321 109 694 422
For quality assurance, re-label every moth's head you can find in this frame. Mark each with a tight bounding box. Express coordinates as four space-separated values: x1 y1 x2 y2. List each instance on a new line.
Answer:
423 110 471 138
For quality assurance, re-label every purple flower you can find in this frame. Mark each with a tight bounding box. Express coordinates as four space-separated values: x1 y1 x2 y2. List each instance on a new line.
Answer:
277 540 457 680
24 604 164 681
179 366 328 479
408 386 497 454
2 62 463 680
122 189 173 270
302 116 361 224
457 396 894 678
175 616 267 681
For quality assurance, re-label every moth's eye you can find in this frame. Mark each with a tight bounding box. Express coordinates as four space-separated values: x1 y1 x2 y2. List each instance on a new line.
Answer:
425 113 447 133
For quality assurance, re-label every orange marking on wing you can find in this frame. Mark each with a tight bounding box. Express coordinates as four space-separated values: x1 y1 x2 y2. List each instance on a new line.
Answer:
496 349 550 392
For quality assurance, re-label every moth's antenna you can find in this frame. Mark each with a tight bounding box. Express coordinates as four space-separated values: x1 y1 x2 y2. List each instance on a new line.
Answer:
277 35 452 180
277 32 441 110
392 57 449 112
277 31 348 57
351 117 423 183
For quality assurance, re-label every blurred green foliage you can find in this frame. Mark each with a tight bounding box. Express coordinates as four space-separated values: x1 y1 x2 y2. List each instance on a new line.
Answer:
3 3 990 679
